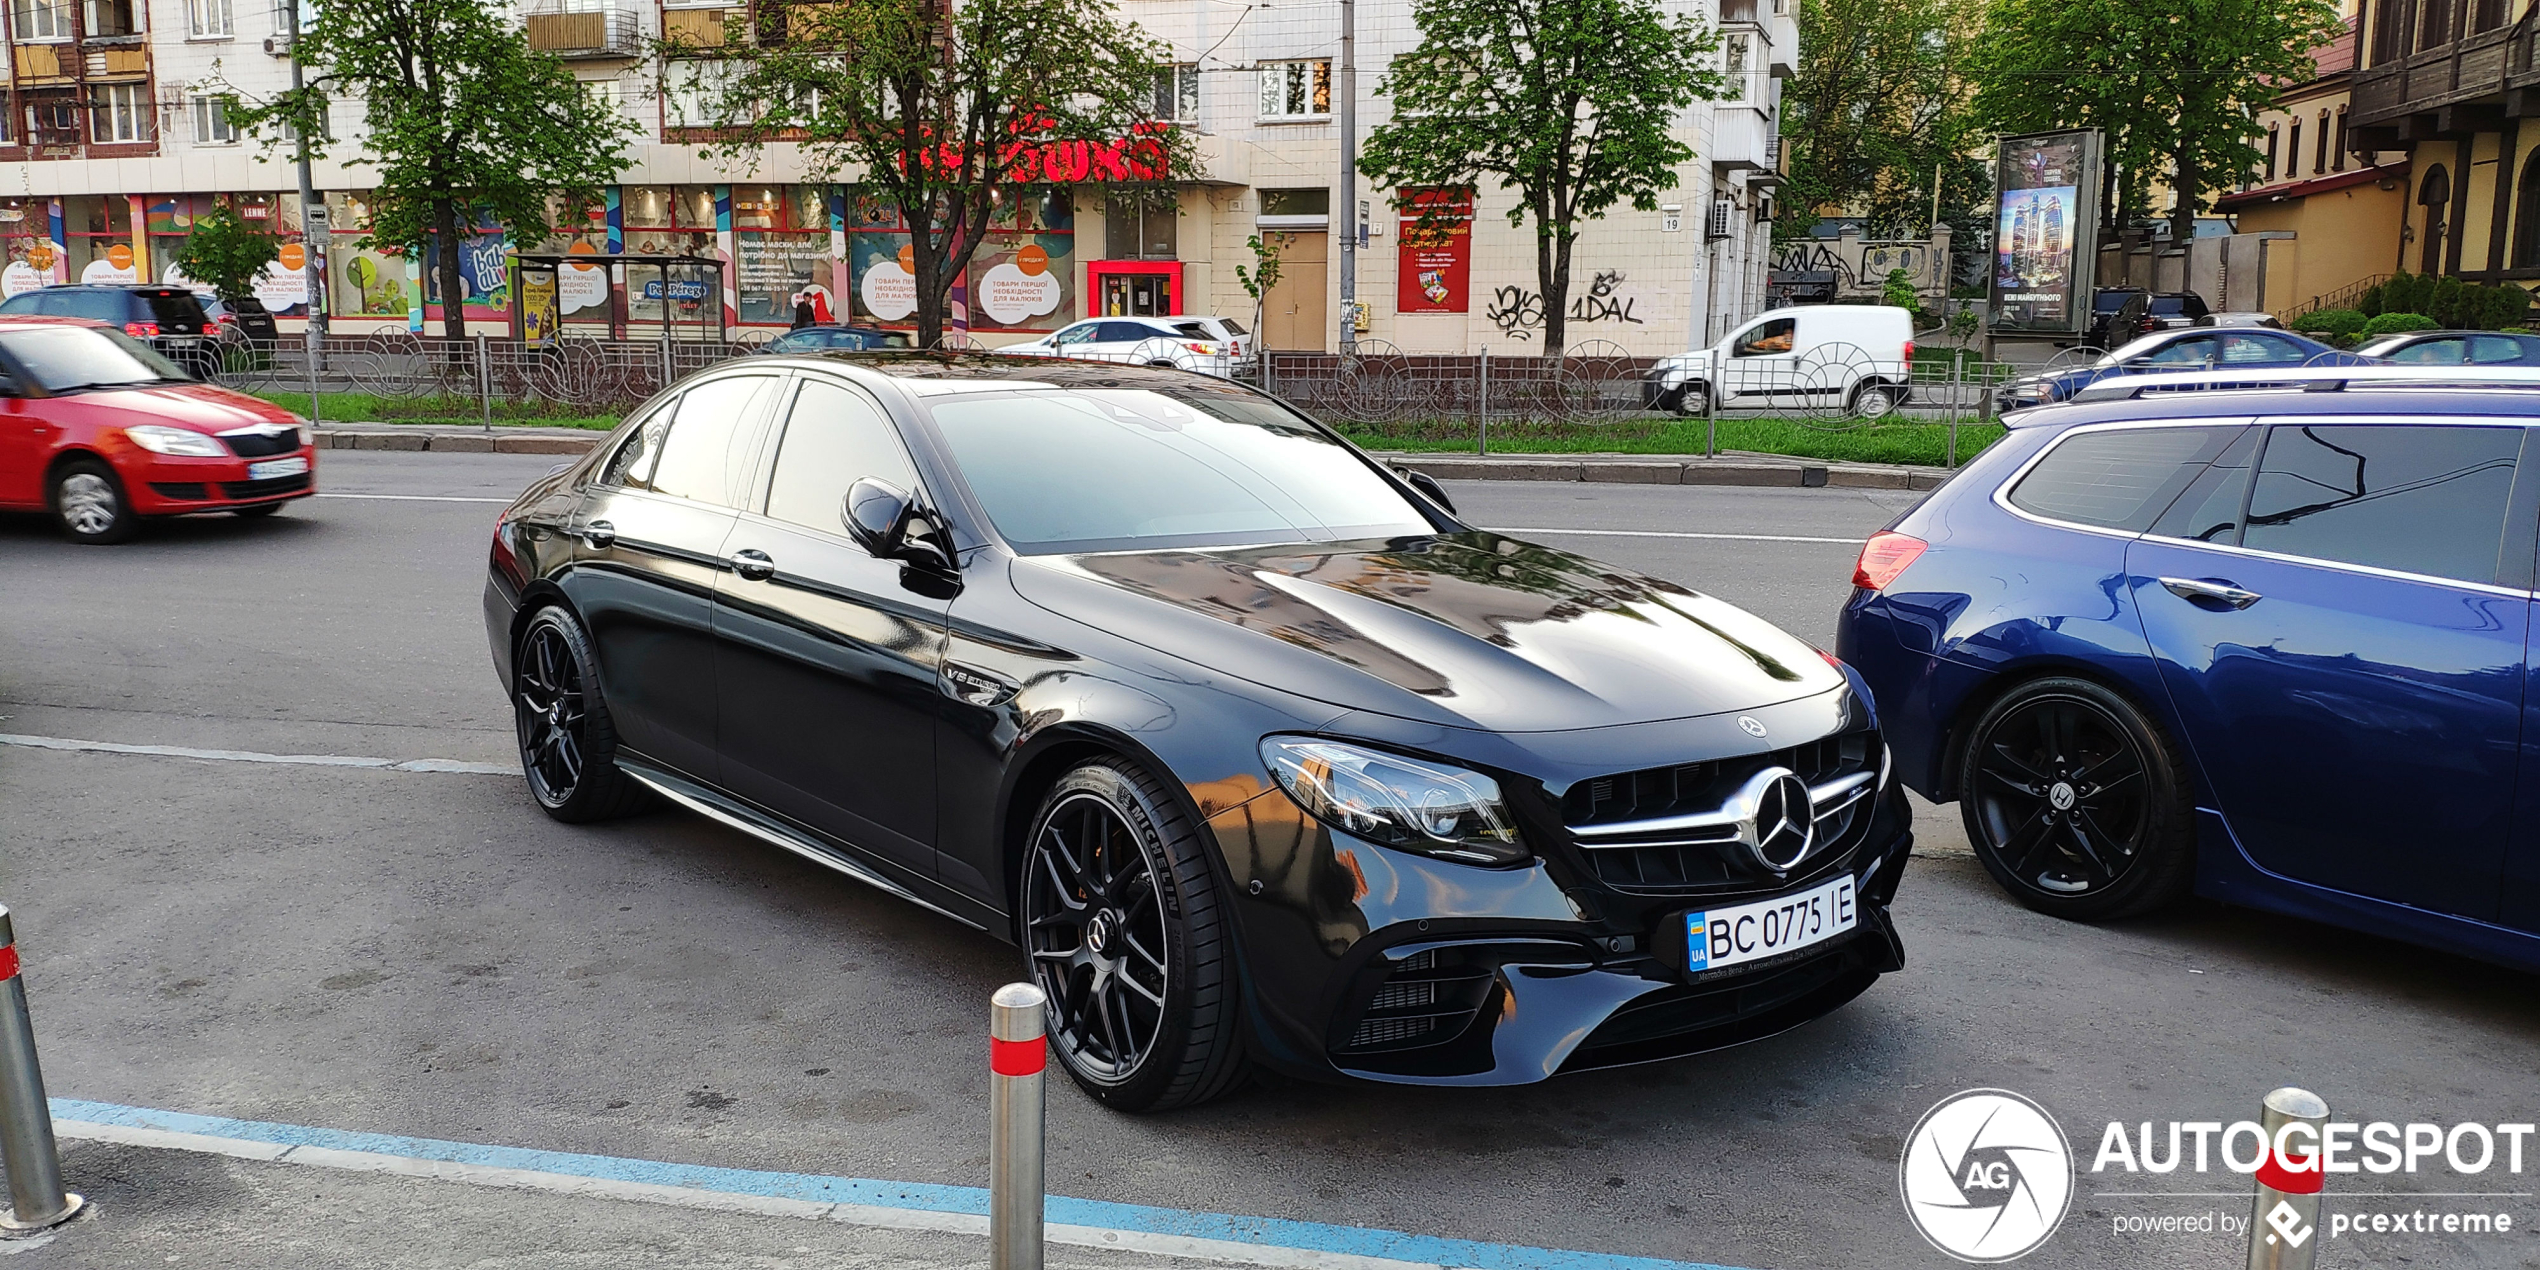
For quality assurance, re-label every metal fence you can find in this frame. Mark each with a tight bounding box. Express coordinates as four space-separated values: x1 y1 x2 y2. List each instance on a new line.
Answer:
211 330 2076 465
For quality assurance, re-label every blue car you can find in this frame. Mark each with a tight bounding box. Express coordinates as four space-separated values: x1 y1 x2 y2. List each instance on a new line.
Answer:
1995 327 2361 413
1838 367 2540 971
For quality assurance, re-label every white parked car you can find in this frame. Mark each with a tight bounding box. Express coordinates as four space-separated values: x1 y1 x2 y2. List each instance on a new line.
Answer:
1643 304 1916 417
997 316 1237 375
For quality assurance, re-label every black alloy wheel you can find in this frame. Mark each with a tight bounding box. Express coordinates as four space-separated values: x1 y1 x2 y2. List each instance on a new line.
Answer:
1961 677 2194 920
1023 760 1246 1112
512 607 648 823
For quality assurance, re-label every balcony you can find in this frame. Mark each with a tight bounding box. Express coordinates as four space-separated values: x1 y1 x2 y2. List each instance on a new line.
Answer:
2348 6 2531 138
661 4 738 48
524 1 641 57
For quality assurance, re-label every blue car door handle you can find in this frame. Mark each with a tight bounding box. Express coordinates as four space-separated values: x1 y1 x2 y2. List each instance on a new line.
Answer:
2159 576 2263 609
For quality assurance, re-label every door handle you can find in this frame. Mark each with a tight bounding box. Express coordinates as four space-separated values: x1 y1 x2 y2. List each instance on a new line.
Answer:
2159 576 2263 609
578 519 616 549
728 548 776 581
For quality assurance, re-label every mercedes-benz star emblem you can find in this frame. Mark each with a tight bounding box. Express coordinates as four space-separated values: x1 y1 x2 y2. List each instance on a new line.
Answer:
1738 715 1769 738
1085 911 1114 956
1741 767 1817 872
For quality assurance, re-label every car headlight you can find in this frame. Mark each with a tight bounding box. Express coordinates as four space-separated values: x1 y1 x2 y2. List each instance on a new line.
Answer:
124 425 227 457
1260 737 1525 865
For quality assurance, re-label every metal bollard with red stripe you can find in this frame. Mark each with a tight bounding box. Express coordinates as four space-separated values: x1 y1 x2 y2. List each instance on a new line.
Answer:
2247 1086 2330 1270
0 906 83 1236
989 982 1047 1270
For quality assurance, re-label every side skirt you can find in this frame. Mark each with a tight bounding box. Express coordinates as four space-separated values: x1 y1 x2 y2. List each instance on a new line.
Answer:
618 758 994 934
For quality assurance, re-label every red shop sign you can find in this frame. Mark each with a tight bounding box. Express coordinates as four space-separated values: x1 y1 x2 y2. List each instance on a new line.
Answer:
1397 186 1474 314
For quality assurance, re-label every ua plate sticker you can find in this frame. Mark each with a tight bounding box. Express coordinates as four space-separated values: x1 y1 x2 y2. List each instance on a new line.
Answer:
1685 874 1857 973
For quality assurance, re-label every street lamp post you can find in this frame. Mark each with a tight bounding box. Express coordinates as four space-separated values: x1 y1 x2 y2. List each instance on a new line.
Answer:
284 0 325 370
1336 0 1357 355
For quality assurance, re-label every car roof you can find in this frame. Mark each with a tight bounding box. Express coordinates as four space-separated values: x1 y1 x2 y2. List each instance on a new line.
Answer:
2009 381 2540 431
745 350 1217 396
0 314 110 328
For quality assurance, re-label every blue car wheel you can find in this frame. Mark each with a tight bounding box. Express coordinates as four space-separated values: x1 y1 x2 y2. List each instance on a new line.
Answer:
1960 677 2196 920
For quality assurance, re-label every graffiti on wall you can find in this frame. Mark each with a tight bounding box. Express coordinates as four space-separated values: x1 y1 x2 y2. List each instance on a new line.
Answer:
1571 271 1643 325
1486 285 1544 335
1484 273 1647 336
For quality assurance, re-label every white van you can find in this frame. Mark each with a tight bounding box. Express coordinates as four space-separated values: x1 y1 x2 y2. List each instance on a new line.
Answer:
1643 305 1915 417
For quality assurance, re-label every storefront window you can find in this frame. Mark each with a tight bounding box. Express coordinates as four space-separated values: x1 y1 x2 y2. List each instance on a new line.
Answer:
1104 192 1176 260
847 184 1073 333
624 185 675 230
1 199 58 299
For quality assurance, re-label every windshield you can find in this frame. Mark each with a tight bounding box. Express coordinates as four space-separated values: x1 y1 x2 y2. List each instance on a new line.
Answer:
925 386 1435 554
0 324 189 392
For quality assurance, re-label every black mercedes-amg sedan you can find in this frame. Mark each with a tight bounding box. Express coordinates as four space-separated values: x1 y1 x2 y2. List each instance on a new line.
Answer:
482 354 1911 1110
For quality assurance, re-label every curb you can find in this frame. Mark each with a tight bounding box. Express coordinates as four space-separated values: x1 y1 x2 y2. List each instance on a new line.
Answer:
1378 453 1953 491
307 429 1953 490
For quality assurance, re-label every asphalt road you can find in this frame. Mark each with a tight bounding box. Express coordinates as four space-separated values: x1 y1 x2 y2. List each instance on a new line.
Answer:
1 453 2535 1269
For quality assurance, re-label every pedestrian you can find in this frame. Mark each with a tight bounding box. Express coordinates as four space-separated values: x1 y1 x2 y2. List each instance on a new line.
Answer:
792 296 815 329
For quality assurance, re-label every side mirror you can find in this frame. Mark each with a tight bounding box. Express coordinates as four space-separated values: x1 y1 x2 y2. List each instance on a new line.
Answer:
1399 468 1457 515
842 477 953 570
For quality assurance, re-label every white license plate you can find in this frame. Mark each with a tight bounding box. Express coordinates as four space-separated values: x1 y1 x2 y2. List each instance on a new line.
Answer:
248 456 309 481
1684 874 1857 974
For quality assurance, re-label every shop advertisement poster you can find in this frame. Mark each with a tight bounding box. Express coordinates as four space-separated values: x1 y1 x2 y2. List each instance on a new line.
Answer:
974 237 1070 328
736 232 832 324
855 237 918 323
559 243 609 315
80 244 137 285
1990 129 2102 335
1396 187 1474 314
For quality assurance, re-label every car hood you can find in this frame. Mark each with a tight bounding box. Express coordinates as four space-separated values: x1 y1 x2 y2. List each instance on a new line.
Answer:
69 382 299 432
1009 533 1843 732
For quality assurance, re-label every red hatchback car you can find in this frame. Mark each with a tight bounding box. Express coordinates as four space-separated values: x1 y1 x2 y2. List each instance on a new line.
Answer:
0 315 314 543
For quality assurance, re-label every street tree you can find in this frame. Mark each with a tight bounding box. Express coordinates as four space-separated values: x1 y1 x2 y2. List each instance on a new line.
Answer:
1777 0 1988 247
172 199 281 305
1967 0 2342 242
231 0 635 340
1360 0 1723 354
674 0 1195 347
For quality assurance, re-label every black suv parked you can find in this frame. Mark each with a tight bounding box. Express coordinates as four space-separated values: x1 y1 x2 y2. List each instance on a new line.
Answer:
0 285 216 371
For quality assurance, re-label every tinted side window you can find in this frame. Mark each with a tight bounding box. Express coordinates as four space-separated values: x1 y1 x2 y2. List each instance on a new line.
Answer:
2138 335 2216 366
2469 334 2530 364
601 399 676 487
0 294 38 314
2243 424 2523 585
142 291 208 328
1732 317 1795 357
63 292 122 323
1099 321 1158 342
647 375 777 507
2218 333 2305 363
763 379 919 533
2147 427 2258 542
2388 337 2465 365
2007 426 2241 531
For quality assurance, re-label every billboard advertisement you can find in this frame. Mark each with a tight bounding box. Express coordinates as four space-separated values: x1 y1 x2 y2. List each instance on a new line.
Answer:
1989 129 2102 335
1395 186 1474 314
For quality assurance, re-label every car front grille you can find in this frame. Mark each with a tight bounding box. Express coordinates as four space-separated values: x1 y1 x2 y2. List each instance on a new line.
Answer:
149 482 211 500
220 430 300 458
220 474 311 500
1560 731 1883 895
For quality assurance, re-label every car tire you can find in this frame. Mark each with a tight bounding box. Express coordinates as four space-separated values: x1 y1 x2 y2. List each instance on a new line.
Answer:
1668 381 1710 417
1022 758 1247 1112
50 458 138 545
232 502 285 518
1958 676 2196 921
1848 380 1902 418
512 606 651 823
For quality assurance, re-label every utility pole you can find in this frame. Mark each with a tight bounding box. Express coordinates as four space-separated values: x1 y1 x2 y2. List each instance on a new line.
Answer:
285 0 325 368
1336 0 1357 355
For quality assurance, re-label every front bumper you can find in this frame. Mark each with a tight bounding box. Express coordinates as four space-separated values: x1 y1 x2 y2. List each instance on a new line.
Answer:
1204 754 1913 1087
124 447 318 514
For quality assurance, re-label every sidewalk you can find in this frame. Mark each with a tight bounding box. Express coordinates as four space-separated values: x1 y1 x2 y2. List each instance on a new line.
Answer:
310 423 1956 490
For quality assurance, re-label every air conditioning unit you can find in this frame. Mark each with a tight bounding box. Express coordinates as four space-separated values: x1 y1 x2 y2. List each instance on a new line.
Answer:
263 34 290 55
1706 199 1734 240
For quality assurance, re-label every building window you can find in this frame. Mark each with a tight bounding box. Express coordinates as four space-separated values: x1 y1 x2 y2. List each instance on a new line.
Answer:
2334 108 2349 170
2315 110 2330 174
90 83 150 143
665 60 738 128
2371 0 2407 63
2421 0 2453 51
1258 59 1330 120
188 0 231 35
190 94 236 143
2265 125 2280 180
1723 33 1751 104
1151 65 1199 122
1105 192 1177 259
10 0 70 40
2476 0 2506 32
2287 120 2302 178
83 0 140 34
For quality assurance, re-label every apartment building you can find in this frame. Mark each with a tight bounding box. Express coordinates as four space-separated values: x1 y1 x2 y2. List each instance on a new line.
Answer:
0 0 1790 353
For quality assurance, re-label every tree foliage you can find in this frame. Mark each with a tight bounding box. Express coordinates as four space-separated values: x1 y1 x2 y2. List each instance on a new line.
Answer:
173 200 281 304
677 0 1194 346
1966 0 2341 241
1778 0 1986 246
1360 0 1722 353
232 0 635 339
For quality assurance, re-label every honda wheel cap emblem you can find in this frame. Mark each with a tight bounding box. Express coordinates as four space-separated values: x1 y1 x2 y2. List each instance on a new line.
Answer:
1738 715 1768 739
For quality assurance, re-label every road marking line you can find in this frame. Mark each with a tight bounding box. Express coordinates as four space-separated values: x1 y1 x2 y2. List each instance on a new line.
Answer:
0 733 511 776
316 492 514 503
1488 526 1867 545
52 1099 1755 1270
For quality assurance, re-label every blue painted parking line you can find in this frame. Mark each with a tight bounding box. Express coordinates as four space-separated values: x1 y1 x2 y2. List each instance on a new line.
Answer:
52 1098 1757 1270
